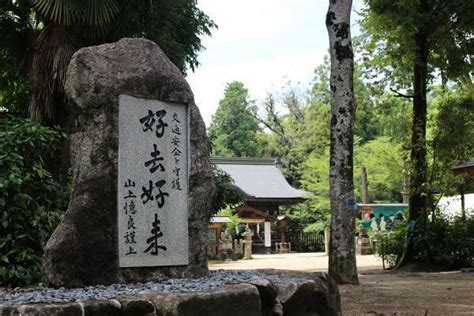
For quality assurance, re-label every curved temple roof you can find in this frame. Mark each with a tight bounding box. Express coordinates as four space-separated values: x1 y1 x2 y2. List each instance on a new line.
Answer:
451 160 474 176
211 157 309 203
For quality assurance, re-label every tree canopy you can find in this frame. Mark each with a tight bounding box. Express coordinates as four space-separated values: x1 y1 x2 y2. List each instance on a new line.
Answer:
208 81 263 158
0 0 216 124
361 0 474 265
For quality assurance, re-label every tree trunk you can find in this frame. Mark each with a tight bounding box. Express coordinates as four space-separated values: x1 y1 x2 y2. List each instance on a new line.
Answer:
360 166 369 203
326 0 359 285
460 184 466 221
398 25 429 266
401 157 409 204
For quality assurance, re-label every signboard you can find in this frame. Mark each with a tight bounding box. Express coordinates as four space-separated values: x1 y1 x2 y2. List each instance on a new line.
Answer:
208 229 217 244
118 95 189 268
264 222 271 247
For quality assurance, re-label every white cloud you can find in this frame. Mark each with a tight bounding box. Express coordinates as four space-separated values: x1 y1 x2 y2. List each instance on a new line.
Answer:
198 0 311 45
187 49 326 127
188 0 344 127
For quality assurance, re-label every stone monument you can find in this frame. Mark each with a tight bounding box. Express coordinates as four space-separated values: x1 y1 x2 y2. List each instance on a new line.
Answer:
43 38 215 287
357 225 372 255
220 229 233 249
219 228 233 261
242 227 254 260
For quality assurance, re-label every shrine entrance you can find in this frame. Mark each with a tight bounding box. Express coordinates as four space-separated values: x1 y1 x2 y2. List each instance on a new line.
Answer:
211 157 309 254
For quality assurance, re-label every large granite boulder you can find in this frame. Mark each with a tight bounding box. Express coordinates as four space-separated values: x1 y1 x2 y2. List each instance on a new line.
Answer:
43 38 215 287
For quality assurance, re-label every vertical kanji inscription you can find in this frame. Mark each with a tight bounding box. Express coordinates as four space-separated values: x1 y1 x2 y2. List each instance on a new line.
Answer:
118 95 189 268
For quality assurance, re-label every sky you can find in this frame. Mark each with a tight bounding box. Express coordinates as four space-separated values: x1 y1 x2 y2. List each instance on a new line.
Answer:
187 0 364 127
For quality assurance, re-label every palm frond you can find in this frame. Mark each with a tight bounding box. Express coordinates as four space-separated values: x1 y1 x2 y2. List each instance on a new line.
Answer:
29 24 76 124
32 0 119 28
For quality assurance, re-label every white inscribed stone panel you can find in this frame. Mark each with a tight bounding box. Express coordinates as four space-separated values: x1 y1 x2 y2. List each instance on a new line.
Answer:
118 95 189 268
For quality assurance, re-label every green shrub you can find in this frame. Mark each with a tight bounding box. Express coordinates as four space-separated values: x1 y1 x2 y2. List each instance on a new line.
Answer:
373 217 474 270
216 206 241 234
303 221 327 233
372 222 408 269
413 217 474 269
0 115 68 287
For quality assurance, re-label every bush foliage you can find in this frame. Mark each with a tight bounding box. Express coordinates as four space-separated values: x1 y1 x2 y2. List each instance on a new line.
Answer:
374 217 474 270
0 115 68 287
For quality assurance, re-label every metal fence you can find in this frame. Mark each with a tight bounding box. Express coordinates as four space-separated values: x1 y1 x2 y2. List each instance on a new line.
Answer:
284 230 325 252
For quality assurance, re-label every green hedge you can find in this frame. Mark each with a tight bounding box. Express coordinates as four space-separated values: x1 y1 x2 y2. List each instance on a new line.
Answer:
0 115 68 287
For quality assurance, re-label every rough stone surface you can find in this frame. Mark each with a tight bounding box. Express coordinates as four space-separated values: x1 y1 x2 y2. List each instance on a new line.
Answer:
115 296 155 316
42 38 215 287
0 271 341 315
246 279 278 316
257 270 342 316
18 303 82 316
143 284 261 316
80 300 121 316
0 306 19 316
309 272 342 316
274 279 316 316
272 299 284 316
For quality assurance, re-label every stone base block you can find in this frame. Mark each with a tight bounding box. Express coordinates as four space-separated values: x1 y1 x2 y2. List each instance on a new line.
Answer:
1 272 341 316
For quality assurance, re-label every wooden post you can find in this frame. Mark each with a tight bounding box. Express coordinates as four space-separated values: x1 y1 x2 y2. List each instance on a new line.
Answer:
264 221 271 254
460 183 466 221
361 166 369 203
324 227 330 256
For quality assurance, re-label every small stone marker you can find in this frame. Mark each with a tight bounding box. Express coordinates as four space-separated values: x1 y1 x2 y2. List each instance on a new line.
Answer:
242 227 254 260
42 38 215 287
118 95 189 267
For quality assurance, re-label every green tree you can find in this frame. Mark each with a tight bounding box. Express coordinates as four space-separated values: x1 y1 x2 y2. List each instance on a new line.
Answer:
208 81 263 157
429 91 474 219
299 150 331 223
113 0 216 74
211 165 244 217
354 137 405 203
258 88 316 185
253 76 333 186
362 0 474 265
0 0 216 125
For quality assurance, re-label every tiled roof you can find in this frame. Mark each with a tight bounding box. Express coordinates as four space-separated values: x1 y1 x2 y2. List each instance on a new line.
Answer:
211 157 308 201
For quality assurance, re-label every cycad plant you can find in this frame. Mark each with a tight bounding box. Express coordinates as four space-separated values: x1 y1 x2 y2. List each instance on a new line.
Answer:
29 0 120 124
1 0 215 126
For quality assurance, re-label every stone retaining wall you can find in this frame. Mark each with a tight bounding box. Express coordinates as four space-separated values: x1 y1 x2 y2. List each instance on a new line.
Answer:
0 272 341 316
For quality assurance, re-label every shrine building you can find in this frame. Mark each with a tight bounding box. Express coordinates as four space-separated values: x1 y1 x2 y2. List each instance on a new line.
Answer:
210 157 309 253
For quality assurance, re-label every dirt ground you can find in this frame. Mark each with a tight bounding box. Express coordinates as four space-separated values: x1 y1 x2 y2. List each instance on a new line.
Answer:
209 253 474 315
340 269 474 316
